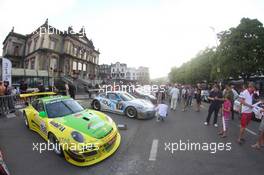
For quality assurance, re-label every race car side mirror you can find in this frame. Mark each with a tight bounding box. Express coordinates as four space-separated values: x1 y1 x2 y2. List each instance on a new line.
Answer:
39 111 47 118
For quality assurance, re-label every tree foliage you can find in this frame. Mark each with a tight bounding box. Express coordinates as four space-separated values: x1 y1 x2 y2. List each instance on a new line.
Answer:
169 48 216 84
169 18 264 84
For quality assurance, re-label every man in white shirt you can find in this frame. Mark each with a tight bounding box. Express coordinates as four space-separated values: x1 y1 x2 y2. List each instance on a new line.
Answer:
155 100 168 122
237 82 255 144
170 84 180 111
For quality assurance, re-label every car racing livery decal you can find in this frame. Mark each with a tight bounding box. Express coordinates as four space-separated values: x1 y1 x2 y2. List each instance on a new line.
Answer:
55 112 113 139
49 120 66 132
40 121 48 135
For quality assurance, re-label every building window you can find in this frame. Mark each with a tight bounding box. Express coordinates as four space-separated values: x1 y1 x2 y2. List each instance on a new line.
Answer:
73 61 77 70
50 57 58 70
34 38 38 50
30 57 35 70
27 41 32 54
74 47 78 56
79 49 83 58
83 64 87 71
78 62 82 71
84 51 87 60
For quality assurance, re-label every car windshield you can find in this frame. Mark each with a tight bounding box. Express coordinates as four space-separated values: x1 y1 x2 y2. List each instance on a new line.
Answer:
120 92 136 101
45 99 84 118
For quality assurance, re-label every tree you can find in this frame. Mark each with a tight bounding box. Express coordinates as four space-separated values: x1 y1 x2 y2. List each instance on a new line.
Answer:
169 17 264 84
216 18 264 81
169 48 216 84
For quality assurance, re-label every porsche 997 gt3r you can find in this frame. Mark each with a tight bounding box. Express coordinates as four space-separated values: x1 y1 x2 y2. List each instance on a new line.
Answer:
91 91 155 119
22 94 121 166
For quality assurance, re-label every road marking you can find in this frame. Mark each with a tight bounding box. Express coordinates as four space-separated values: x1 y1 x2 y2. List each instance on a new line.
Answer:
149 139 159 161
233 123 257 136
245 128 257 136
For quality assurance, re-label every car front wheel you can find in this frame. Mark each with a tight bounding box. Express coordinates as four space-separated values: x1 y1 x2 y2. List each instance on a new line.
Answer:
125 107 137 118
92 100 101 111
23 112 29 128
48 133 63 156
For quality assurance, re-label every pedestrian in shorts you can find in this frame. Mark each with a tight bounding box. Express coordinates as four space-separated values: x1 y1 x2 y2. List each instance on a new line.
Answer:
237 82 255 144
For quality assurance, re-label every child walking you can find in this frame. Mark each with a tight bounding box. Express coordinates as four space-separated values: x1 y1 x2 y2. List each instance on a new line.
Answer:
219 95 232 138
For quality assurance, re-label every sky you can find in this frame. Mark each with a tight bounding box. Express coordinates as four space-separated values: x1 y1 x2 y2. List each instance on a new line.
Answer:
0 0 264 79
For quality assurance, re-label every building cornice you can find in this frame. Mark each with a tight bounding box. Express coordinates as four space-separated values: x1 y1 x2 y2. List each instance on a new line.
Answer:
3 32 27 44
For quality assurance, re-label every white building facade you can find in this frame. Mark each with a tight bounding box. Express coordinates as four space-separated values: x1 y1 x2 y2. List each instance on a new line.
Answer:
111 62 127 80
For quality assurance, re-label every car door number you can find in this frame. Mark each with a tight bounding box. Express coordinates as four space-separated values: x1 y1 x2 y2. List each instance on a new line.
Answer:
101 99 111 108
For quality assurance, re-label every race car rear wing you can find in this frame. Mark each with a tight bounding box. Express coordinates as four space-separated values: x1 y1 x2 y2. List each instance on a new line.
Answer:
19 92 56 98
19 92 57 107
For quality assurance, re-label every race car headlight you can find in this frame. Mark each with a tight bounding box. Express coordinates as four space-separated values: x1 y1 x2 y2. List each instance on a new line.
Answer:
71 131 84 143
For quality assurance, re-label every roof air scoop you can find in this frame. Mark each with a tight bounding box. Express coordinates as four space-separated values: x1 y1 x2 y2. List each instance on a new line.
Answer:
82 117 90 121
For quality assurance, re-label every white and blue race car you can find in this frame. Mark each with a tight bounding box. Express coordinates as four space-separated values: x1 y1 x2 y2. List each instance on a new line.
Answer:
91 91 155 119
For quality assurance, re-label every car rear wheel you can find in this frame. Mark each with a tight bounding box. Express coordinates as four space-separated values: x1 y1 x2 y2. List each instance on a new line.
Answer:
92 100 101 110
48 133 63 156
23 112 29 128
125 106 137 118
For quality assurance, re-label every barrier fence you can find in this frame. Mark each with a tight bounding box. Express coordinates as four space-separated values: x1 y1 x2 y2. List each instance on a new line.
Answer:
0 90 100 117
0 94 29 117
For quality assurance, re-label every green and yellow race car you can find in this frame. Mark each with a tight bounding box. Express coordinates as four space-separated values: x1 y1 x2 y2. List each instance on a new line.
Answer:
22 93 121 166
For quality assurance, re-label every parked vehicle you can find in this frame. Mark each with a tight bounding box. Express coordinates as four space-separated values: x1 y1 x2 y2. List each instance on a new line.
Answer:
22 93 121 166
133 87 157 104
91 91 155 119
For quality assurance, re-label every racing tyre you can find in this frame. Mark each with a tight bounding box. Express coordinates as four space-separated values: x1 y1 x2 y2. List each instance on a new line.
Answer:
125 106 137 118
48 133 63 157
92 100 101 111
23 112 29 129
